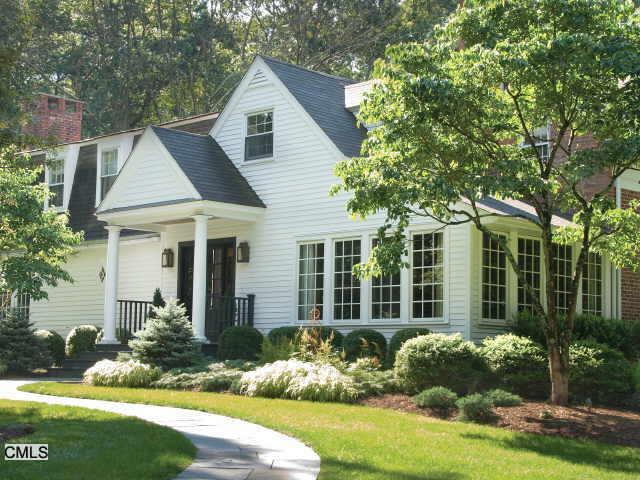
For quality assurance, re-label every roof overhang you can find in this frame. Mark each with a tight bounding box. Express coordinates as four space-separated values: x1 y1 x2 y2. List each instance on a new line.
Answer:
97 199 265 231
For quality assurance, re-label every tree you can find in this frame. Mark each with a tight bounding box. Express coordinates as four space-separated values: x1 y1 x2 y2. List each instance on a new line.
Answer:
334 0 640 405
0 146 82 310
0 311 51 372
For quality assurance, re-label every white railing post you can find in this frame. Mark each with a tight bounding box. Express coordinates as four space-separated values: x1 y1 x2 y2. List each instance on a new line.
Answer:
101 225 121 344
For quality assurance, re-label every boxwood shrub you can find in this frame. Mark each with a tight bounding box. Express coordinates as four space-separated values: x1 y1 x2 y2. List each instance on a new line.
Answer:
394 333 487 394
267 326 344 348
413 386 458 413
480 334 549 398
387 328 431 367
218 326 263 360
65 325 101 357
456 394 494 423
35 329 66 366
569 340 634 404
343 329 387 361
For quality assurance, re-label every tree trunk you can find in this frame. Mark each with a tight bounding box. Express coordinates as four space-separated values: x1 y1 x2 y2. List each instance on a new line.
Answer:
548 342 569 405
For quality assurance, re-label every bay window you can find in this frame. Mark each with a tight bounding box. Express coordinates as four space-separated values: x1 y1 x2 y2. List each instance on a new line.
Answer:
517 238 541 311
411 232 444 319
482 233 507 321
582 252 602 316
371 239 401 320
333 239 361 321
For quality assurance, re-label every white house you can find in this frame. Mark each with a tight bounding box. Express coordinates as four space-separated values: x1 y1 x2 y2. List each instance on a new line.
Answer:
21 56 640 346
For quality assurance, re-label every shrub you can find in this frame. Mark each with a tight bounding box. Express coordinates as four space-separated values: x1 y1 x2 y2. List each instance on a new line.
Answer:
480 334 548 398
35 330 65 366
0 312 50 372
343 329 387 361
83 359 162 387
512 311 640 359
387 328 431 367
0 361 7 377
394 333 487 394
569 340 633 404
292 327 344 367
258 337 295 364
129 300 198 370
484 389 523 407
267 326 344 348
148 288 166 319
237 359 358 402
413 386 458 413
456 394 495 423
633 361 640 392
346 360 397 397
218 325 263 361
152 362 246 392
65 325 101 357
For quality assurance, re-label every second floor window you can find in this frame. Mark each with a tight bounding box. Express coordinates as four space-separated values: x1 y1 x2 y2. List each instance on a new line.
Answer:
48 159 64 208
245 111 273 161
101 148 118 200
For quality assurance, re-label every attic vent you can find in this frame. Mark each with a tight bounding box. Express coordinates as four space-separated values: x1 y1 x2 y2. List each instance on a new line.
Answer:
249 69 268 87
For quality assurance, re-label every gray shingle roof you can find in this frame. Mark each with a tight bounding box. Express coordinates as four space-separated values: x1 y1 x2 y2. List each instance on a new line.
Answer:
151 126 265 208
261 56 366 158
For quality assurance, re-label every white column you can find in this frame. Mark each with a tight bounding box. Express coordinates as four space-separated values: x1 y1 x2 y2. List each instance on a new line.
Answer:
101 225 121 344
191 215 209 342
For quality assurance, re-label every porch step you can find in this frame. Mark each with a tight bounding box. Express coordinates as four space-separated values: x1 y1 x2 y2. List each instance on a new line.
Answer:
53 346 133 378
46 367 86 379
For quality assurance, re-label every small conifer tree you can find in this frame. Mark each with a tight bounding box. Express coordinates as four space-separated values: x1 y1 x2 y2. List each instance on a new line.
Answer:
129 299 197 370
0 312 51 372
148 288 166 319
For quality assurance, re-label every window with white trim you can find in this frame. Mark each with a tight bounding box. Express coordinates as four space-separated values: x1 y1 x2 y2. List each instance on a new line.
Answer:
482 233 507 321
297 242 324 321
517 238 541 312
412 232 444 319
521 125 550 162
333 239 361 321
553 244 573 314
245 111 273 161
100 147 118 200
371 238 401 320
582 252 602 316
47 158 64 208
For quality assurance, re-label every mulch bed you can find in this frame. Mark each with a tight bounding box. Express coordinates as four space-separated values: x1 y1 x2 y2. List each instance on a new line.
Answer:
0 424 35 442
360 394 640 448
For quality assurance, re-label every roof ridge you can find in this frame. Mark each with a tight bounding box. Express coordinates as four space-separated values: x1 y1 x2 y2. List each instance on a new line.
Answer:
258 55 356 84
151 125 209 138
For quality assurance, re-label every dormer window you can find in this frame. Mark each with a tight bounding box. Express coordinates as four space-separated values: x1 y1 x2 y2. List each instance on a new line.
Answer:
47 158 64 208
245 111 273 161
100 147 118 200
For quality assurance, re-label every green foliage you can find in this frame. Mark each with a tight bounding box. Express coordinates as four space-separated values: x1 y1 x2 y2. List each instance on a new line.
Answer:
267 326 344 348
148 288 166 319
387 328 431 367
0 147 82 304
569 340 634 405
258 337 296 364
65 325 101 357
346 359 397 397
343 329 387 361
35 329 65 366
218 325 263 361
633 361 640 393
0 361 7 377
413 386 458 412
455 394 495 423
513 311 640 360
395 333 487 394
0 311 50 372
152 362 246 392
83 359 162 388
129 300 198 370
480 334 549 398
291 327 344 367
484 389 522 407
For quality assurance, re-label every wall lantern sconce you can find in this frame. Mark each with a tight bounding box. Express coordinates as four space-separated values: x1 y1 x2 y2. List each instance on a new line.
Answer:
237 242 250 263
161 248 174 268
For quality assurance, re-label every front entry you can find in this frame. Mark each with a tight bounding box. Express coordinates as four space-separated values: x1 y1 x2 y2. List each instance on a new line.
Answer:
178 238 236 340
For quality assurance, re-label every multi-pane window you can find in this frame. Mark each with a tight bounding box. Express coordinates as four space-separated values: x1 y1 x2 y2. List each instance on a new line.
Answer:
522 125 550 162
553 244 573 314
412 232 444 319
371 239 401 320
333 239 361 320
298 243 324 321
100 148 118 200
582 252 602 316
517 238 541 312
482 233 507 321
48 159 64 208
245 111 273 160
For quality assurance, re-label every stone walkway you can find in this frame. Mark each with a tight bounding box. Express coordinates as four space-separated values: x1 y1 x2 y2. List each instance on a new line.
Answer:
0 380 320 480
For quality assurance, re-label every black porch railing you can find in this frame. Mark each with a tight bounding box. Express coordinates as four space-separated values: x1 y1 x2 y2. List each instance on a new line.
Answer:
117 299 152 344
205 294 255 342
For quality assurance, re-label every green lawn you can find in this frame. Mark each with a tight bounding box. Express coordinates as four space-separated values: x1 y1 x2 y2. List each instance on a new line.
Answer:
0 399 194 480
21 382 640 480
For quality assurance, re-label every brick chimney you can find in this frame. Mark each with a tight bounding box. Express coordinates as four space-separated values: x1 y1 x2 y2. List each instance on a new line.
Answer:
23 93 83 143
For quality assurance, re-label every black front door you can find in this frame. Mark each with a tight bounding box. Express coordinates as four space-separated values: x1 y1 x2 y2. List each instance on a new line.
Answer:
178 238 236 340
